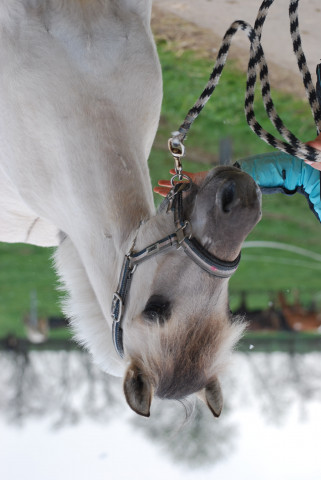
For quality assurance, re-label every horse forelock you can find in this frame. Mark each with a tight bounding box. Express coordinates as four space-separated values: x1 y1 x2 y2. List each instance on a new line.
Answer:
125 313 246 400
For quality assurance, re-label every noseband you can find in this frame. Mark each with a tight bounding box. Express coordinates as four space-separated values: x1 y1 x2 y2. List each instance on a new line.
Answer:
110 184 241 358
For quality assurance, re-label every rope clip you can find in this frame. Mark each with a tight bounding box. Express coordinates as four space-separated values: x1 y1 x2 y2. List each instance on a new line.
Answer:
168 134 185 180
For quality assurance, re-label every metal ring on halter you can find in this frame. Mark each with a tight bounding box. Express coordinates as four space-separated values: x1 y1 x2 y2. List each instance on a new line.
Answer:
170 173 192 187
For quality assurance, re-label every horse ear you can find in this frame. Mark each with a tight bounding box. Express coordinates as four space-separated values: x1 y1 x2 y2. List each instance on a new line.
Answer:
197 377 223 418
123 362 153 417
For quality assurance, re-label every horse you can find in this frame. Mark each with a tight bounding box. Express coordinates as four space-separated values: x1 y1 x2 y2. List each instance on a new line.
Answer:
234 292 285 332
0 0 262 417
278 292 321 332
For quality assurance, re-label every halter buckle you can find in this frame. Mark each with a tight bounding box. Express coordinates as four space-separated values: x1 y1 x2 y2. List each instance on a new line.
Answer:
111 292 123 323
176 220 192 244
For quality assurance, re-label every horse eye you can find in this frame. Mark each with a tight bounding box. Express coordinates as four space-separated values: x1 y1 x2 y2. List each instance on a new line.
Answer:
143 295 171 324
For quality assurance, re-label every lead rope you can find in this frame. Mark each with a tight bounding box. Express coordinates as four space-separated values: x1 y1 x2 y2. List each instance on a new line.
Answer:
168 0 321 173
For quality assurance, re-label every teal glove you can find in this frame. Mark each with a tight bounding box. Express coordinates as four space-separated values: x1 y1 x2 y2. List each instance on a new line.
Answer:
236 152 321 223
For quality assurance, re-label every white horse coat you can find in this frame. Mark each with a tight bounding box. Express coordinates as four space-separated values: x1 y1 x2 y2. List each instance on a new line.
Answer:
0 1 261 416
0 0 162 374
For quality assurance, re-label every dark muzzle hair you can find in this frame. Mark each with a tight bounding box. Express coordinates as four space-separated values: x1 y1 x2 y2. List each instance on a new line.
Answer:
144 316 228 400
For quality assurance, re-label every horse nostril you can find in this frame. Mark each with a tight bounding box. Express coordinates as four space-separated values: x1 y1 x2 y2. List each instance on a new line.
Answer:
219 180 236 213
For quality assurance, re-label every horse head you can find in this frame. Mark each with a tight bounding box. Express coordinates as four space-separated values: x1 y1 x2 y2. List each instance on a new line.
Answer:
121 166 261 416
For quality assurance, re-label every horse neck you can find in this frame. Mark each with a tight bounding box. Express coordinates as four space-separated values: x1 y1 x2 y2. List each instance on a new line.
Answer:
52 101 160 374
68 145 155 309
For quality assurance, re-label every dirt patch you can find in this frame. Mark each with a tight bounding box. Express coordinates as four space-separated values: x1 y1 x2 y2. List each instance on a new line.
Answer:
151 5 308 100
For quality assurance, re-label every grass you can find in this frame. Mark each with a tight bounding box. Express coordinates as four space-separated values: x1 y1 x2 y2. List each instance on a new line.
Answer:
0 244 61 337
1 39 320 338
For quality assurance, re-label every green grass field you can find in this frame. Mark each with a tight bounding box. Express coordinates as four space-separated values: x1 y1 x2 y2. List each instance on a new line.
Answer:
1 39 320 338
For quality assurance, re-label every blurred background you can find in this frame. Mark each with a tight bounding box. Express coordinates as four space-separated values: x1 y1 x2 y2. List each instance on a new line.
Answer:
1 1 321 478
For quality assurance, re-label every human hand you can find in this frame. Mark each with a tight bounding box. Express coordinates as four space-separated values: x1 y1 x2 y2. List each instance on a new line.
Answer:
153 169 208 197
305 132 321 171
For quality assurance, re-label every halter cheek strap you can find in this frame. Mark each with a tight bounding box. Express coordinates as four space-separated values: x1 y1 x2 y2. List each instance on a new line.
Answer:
110 187 241 358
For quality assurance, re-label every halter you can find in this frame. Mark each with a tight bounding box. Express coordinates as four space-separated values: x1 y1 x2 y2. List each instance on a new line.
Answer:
111 184 240 358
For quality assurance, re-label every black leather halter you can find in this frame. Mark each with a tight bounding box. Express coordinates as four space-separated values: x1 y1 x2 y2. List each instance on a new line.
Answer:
110 185 241 358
